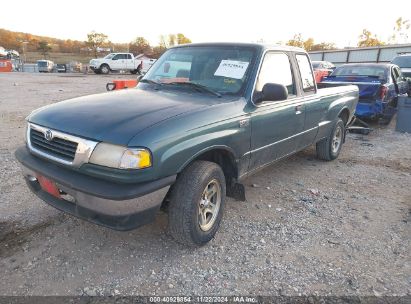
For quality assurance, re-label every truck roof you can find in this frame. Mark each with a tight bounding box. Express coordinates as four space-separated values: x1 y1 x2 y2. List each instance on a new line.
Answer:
170 42 305 53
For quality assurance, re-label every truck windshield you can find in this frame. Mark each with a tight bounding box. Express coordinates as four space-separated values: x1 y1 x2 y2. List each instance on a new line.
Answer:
143 46 256 95
104 54 115 59
37 61 48 67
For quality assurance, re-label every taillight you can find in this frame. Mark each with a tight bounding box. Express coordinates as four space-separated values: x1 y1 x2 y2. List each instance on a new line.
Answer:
380 86 388 100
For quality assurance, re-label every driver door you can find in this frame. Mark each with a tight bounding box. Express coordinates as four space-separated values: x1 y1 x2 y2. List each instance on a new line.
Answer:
111 54 125 70
249 52 305 171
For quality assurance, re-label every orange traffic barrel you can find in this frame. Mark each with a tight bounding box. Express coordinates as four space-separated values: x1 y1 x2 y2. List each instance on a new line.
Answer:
0 59 12 72
106 79 138 91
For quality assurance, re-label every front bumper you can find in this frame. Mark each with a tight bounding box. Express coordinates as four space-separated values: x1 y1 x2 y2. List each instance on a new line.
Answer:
15 146 175 230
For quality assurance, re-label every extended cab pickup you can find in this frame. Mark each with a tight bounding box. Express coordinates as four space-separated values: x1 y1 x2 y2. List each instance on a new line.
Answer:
16 43 358 246
89 53 156 75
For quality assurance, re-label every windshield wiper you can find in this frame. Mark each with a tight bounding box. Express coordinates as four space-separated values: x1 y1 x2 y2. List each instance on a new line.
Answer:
165 82 222 97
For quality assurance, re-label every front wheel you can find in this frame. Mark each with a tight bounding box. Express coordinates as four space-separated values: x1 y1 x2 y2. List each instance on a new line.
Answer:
316 118 345 161
168 161 226 246
100 64 110 74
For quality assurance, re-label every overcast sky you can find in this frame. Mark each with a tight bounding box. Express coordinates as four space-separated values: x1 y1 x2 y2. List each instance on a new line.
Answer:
1 0 409 47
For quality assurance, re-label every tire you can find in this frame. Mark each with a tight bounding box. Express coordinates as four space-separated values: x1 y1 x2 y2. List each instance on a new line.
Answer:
316 118 345 161
100 64 110 74
168 161 226 246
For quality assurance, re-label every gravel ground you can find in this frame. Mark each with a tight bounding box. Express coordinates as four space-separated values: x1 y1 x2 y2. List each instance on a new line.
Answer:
0 73 410 296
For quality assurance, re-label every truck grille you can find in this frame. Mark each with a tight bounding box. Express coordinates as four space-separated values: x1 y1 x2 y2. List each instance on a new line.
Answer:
30 129 78 162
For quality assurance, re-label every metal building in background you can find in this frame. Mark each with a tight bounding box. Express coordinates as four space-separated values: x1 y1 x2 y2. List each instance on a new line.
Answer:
309 44 411 66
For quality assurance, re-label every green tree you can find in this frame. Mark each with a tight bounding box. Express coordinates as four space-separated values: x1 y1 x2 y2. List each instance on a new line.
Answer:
303 38 315 51
159 33 192 48
286 33 304 48
358 29 385 47
310 42 336 51
129 37 151 55
86 31 109 58
168 34 177 47
176 33 191 45
37 40 52 58
286 34 329 51
152 45 167 58
390 17 410 43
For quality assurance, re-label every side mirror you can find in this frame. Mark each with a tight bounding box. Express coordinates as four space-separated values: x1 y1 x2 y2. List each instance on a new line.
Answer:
164 62 171 73
112 57 117 61
257 83 288 103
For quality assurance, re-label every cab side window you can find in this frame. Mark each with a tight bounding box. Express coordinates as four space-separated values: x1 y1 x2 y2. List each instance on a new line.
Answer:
296 54 316 93
255 52 296 98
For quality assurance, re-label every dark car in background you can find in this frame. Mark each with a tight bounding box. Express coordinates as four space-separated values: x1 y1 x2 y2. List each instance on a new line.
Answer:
321 63 409 120
56 64 67 73
392 54 411 95
312 61 335 83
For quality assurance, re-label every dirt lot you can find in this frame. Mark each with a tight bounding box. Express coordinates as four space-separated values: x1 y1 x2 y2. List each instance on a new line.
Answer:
0 72 410 296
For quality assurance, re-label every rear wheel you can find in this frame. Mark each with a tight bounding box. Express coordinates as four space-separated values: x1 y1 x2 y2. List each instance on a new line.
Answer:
100 64 110 74
168 161 226 246
316 118 345 161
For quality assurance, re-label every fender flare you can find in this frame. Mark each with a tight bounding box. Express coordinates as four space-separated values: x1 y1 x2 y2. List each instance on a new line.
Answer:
177 145 238 174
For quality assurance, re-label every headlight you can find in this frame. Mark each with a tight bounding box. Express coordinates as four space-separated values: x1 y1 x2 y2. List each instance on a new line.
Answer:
89 143 152 169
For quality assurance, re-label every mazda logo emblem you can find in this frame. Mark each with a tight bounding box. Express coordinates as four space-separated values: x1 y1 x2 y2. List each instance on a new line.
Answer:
44 130 53 141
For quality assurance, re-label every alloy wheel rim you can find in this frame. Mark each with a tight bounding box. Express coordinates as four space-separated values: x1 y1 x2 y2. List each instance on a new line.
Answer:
332 125 342 153
198 179 221 232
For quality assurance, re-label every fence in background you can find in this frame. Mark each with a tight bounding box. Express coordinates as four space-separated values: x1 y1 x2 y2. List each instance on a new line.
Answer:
309 43 411 66
21 63 38 72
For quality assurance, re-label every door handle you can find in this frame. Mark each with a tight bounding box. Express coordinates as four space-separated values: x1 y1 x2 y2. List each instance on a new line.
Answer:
295 104 303 115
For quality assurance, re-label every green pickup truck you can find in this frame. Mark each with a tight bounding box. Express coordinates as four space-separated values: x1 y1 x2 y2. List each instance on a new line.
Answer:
16 43 358 246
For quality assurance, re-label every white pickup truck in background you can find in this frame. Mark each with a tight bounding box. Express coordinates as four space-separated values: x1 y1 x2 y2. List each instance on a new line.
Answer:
89 53 156 75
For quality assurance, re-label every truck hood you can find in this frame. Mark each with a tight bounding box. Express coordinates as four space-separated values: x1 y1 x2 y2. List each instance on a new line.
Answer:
29 88 221 145
322 76 383 100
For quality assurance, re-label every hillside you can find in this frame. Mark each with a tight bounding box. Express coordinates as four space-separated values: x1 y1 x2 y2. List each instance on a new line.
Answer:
0 28 85 53
0 28 128 63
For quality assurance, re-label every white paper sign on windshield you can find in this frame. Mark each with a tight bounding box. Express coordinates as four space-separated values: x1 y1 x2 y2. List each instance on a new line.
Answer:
214 60 250 79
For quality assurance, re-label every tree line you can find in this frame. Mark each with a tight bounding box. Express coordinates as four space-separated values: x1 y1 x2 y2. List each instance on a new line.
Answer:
0 28 191 59
286 17 410 50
